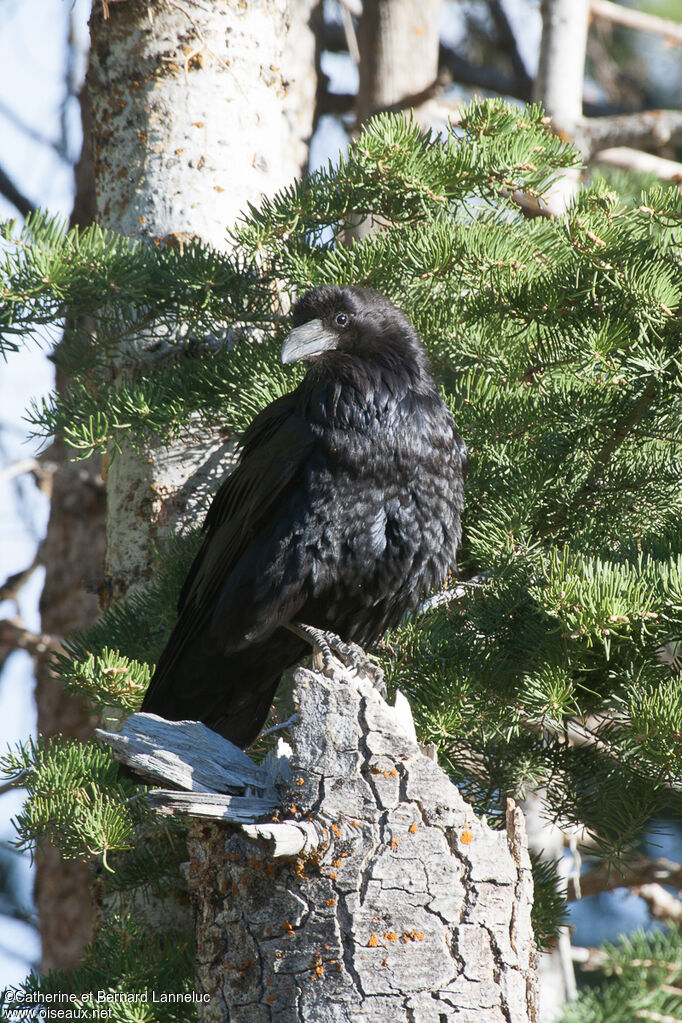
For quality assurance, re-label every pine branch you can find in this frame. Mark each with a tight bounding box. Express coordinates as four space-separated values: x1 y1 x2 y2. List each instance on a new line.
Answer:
580 378 659 491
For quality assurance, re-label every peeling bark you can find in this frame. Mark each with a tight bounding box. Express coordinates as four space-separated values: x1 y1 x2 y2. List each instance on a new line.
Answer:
187 664 538 1023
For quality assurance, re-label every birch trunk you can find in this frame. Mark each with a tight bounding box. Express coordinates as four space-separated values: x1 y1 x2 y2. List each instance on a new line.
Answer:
533 0 590 213
356 0 442 126
86 0 319 599
527 3 593 1013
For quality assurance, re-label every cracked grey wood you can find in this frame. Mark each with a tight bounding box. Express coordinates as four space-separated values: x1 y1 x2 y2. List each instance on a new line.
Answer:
95 712 272 793
187 660 538 1022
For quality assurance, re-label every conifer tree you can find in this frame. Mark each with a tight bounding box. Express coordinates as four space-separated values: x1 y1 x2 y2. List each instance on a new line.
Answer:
1 100 682 1017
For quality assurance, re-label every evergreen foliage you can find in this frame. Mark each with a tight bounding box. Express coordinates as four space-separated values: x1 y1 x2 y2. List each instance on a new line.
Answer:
1 916 196 1022
559 926 682 1023
2 98 682 998
0 736 139 865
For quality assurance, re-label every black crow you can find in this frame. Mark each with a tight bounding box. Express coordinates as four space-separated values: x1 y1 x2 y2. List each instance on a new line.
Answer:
141 285 467 747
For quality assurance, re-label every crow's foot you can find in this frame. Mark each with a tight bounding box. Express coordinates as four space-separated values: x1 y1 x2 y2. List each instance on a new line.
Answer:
286 621 386 696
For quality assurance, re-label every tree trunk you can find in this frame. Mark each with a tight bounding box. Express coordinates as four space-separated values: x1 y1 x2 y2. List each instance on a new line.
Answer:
86 0 319 600
527 3 592 1013
188 666 537 1023
98 661 538 1022
35 88 104 973
357 0 442 125
351 0 441 241
533 0 590 213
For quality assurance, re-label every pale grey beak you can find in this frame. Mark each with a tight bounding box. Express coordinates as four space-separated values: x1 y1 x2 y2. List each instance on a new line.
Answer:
280 319 338 365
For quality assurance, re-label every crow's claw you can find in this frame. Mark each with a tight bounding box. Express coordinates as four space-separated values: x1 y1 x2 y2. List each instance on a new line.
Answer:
286 621 386 696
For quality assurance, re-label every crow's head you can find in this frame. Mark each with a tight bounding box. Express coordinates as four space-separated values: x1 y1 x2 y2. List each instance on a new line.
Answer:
281 285 429 375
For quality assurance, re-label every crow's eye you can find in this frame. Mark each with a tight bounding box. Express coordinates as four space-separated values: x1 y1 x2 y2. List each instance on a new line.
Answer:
335 312 349 327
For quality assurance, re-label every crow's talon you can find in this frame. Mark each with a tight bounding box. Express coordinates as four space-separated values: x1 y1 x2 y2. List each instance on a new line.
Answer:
286 621 386 695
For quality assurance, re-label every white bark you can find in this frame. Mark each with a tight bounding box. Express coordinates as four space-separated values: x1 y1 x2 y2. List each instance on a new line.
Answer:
595 147 682 182
533 0 589 136
533 0 590 214
89 0 317 246
520 791 576 1022
87 0 319 598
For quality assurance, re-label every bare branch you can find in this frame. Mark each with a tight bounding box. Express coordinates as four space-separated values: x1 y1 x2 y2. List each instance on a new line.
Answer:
0 457 59 493
634 884 682 923
0 555 42 605
0 98 67 159
595 147 682 183
590 0 682 46
572 854 682 900
438 44 531 101
488 0 533 97
0 165 36 218
339 0 360 65
0 619 61 659
0 777 26 797
581 109 682 158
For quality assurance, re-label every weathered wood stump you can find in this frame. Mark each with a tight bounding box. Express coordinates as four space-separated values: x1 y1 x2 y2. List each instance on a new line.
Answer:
98 654 537 1021
184 663 538 1022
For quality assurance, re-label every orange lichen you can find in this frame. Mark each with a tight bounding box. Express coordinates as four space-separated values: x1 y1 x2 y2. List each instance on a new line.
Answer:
460 829 474 845
383 932 398 943
296 776 305 786
368 934 380 947
409 822 419 834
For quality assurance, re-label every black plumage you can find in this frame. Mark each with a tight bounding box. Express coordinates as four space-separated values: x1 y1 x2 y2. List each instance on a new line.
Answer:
141 285 467 747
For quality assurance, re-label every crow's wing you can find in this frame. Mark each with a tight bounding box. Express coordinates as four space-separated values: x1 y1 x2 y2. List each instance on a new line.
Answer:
142 392 315 705
178 391 314 611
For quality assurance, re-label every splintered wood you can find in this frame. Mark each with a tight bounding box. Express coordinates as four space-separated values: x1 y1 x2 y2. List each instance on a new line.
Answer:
186 662 538 1022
